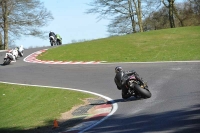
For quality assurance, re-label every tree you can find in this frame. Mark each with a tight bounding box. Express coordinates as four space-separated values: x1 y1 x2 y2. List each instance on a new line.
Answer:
0 32 2 50
188 0 200 24
107 15 135 35
132 0 143 32
0 0 53 50
161 0 176 28
143 0 200 30
172 0 200 27
86 0 144 35
143 7 169 30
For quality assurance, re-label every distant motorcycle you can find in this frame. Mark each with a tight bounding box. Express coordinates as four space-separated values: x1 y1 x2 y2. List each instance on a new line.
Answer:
17 45 24 57
56 38 62 45
3 49 18 65
115 71 152 99
49 36 57 46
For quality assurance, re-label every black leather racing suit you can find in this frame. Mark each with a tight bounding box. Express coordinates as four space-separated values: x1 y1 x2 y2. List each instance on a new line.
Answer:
49 32 56 37
49 32 56 40
114 70 143 99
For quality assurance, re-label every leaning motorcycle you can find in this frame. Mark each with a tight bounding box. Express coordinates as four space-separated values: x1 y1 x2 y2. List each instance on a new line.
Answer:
3 50 17 65
17 45 24 57
116 71 152 99
49 36 56 46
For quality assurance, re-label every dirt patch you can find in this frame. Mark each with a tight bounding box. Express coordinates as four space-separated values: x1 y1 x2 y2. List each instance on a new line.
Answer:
58 98 92 123
27 97 105 133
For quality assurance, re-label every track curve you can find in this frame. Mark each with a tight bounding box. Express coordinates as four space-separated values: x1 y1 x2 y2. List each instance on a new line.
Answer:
0 47 200 133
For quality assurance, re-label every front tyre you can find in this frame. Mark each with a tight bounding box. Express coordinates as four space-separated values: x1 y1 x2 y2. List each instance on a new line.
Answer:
3 58 11 65
134 84 151 98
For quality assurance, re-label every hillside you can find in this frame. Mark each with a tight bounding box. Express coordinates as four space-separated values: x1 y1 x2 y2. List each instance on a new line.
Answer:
38 26 200 62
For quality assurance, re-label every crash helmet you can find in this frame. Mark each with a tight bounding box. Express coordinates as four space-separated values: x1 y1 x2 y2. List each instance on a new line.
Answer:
115 66 123 73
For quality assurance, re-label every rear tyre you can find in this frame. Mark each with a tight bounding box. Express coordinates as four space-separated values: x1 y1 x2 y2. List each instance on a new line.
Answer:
57 40 61 45
134 84 151 98
50 40 53 46
54 40 57 46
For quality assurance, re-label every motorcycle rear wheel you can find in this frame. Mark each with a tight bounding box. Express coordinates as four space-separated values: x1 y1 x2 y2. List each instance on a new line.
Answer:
134 84 152 98
50 40 53 46
121 88 131 99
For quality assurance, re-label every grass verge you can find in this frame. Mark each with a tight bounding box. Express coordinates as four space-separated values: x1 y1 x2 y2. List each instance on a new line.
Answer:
38 26 200 62
0 83 96 132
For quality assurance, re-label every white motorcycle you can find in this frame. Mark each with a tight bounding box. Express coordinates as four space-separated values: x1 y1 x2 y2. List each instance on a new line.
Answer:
49 36 57 46
3 49 18 65
17 45 24 57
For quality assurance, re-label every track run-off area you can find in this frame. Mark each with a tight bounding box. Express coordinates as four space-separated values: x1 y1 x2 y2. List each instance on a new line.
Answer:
0 47 200 133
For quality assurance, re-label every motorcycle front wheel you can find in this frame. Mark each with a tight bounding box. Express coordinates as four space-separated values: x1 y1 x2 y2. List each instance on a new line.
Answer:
3 58 11 65
134 84 152 98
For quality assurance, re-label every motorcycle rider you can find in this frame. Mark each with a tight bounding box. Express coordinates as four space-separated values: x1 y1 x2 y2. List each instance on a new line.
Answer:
4 48 18 62
49 31 56 38
49 31 56 42
56 34 62 45
17 45 24 57
114 66 144 99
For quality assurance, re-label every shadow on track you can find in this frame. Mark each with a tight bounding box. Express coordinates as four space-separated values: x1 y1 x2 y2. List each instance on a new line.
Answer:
85 104 200 133
1 104 199 133
107 96 145 104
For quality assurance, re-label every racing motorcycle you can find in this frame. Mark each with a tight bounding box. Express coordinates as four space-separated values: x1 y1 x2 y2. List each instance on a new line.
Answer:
17 45 24 57
3 49 18 65
49 36 57 46
56 38 62 45
115 71 152 99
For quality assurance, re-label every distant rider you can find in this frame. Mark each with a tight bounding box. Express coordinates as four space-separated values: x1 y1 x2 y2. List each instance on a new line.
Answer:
49 31 56 38
17 45 24 57
49 31 56 41
56 34 62 45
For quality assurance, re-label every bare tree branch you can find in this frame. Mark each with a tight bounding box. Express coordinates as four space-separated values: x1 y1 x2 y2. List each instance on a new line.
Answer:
0 0 53 49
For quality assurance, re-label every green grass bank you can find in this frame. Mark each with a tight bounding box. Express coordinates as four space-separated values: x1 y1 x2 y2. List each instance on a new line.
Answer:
0 83 96 131
38 26 200 62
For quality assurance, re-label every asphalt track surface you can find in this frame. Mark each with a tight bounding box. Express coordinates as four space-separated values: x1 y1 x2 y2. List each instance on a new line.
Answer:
0 47 200 133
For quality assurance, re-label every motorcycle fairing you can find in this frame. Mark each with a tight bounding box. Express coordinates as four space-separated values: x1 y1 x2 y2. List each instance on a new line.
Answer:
49 36 55 41
5 53 14 60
